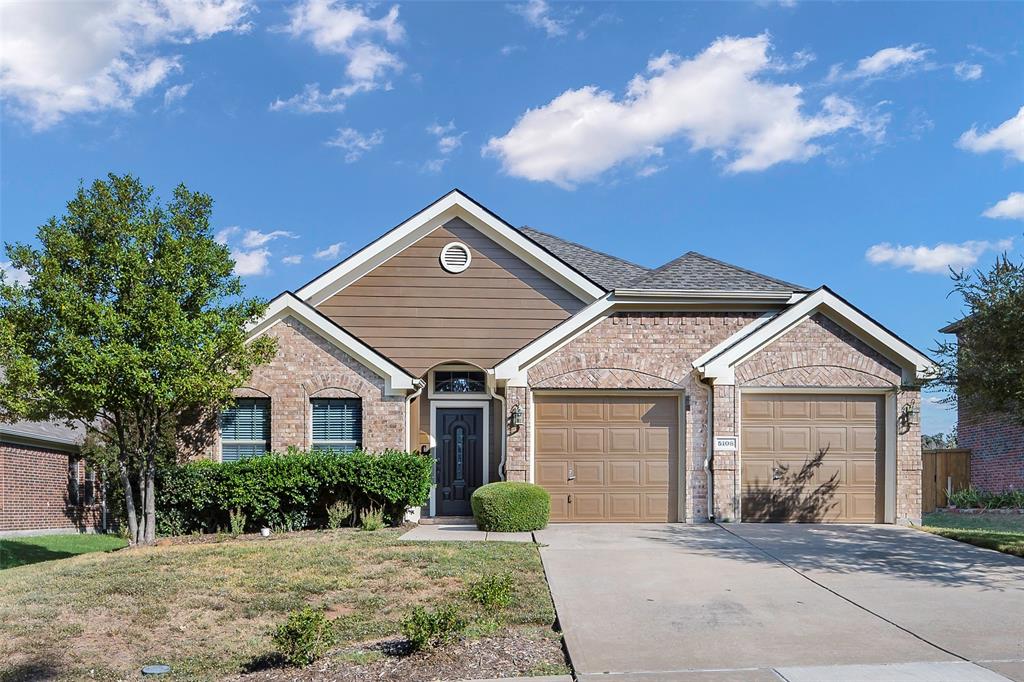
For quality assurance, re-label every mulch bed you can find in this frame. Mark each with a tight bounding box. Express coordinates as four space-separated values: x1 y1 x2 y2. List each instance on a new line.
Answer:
236 627 568 681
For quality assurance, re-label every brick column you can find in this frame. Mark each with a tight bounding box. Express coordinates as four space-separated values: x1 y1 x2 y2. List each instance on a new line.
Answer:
504 386 531 482
712 384 740 521
896 388 923 525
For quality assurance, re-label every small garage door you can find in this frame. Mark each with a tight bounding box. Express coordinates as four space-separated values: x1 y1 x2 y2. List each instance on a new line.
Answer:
534 394 678 522
741 393 885 523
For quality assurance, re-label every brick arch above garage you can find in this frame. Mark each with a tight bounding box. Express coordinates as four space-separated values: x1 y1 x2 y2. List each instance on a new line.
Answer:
734 313 903 388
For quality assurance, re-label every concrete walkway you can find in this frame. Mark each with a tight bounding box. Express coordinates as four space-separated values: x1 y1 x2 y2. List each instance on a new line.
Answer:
402 524 534 543
535 523 1024 682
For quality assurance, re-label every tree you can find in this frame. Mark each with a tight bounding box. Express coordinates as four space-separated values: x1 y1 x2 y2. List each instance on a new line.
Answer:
933 253 1024 425
0 174 276 545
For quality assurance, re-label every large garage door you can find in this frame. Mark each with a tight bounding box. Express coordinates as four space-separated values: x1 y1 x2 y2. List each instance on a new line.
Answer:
741 394 885 523
534 394 678 522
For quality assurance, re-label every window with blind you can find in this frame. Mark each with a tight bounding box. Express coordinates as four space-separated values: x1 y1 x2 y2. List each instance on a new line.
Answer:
311 398 362 453
220 398 270 461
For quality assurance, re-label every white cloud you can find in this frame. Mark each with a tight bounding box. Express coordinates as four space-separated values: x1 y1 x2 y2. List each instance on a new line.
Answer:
636 164 666 178
983 192 1024 221
0 0 252 130
230 248 271 276
957 106 1024 162
162 82 193 107
241 229 298 248
0 261 31 286
272 1 403 113
214 225 240 245
953 62 983 81
484 34 882 188
325 127 384 162
314 242 345 260
509 0 570 38
422 120 465 172
855 44 931 76
865 238 1014 274
282 254 303 265
501 44 525 57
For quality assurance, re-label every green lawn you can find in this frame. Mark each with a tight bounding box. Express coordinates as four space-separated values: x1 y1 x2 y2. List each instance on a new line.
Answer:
0 533 127 569
922 511 1024 558
0 528 558 680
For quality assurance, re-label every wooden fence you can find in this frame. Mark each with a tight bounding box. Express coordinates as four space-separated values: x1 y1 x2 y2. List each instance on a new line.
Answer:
921 448 971 513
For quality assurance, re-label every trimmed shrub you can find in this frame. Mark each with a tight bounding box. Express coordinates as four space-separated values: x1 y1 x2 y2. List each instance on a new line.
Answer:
156 449 432 535
401 604 466 651
471 482 550 532
272 607 337 667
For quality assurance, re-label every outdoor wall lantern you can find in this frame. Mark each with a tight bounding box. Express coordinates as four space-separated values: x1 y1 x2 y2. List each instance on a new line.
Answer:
900 401 920 429
508 403 524 429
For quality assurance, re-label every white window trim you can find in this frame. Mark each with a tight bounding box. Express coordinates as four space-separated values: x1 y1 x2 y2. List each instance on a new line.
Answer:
736 386 897 524
428 399 490 517
309 397 363 453
428 364 489 399
219 398 271 462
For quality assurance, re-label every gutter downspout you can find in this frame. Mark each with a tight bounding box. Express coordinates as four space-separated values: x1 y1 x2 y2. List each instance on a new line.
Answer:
404 378 427 451
487 372 507 481
704 381 715 522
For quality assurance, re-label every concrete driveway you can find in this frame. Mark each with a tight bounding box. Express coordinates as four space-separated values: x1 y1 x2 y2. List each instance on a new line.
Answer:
535 524 1024 681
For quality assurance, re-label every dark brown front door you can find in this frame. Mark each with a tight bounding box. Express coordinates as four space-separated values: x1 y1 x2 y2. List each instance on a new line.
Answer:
437 407 484 516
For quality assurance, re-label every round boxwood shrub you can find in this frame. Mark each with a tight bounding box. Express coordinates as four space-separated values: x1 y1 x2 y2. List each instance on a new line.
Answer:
471 482 550 532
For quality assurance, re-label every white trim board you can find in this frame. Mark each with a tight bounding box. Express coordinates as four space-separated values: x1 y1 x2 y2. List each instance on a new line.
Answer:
694 287 937 385
246 292 415 395
428 399 490 517
295 189 606 307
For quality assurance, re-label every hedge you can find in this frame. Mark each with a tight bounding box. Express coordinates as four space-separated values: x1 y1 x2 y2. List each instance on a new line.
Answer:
471 482 550 532
156 449 433 535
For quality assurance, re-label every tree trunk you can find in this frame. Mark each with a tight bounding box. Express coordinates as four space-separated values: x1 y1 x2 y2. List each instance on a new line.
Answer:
143 454 157 544
119 460 139 545
135 464 148 545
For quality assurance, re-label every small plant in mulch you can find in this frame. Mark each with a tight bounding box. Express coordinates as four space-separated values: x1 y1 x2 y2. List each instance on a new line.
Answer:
327 500 354 529
272 606 338 667
400 604 467 652
467 572 515 609
229 508 247 537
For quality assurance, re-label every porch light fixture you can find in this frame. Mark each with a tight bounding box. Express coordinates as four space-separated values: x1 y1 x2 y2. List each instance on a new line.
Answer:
899 401 920 429
508 404 523 429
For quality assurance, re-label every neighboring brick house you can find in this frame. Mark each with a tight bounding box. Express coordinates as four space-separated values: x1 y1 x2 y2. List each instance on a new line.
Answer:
940 322 1024 491
211 190 933 525
0 419 107 535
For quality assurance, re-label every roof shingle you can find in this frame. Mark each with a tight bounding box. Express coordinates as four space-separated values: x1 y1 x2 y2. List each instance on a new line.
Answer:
519 226 650 290
627 251 806 293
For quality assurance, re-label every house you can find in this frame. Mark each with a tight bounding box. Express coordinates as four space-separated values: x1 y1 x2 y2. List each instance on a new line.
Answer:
940 322 1024 491
210 190 933 525
0 418 106 535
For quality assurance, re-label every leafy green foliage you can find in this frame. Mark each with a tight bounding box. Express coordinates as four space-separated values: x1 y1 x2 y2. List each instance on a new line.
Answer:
948 486 1024 510
272 607 337 667
359 508 385 532
921 431 958 449
326 500 353 529
471 482 550 532
400 604 466 651
933 254 1024 424
0 174 276 545
467 572 515 609
155 449 432 535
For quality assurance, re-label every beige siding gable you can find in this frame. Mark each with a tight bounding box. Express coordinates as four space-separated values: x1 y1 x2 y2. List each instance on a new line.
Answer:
316 218 586 376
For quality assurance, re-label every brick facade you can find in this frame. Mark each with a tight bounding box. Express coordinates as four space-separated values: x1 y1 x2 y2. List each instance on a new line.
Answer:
1 442 104 534
206 316 407 458
959 406 1024 492
518 310 923 524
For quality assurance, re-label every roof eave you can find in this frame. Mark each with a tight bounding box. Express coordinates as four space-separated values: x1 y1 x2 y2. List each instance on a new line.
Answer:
612 288 797 301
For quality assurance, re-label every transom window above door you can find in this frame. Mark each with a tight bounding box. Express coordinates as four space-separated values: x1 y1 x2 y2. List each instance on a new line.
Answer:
432 368 486 395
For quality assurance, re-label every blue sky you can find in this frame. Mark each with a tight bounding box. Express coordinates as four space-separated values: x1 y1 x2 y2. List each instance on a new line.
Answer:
2 1 1023 434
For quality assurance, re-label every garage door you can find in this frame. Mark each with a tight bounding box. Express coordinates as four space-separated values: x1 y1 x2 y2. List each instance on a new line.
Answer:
534 394 678 522
741 394 885 523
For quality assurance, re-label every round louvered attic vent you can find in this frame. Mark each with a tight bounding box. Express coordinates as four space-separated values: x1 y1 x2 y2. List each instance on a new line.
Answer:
440 242 472 273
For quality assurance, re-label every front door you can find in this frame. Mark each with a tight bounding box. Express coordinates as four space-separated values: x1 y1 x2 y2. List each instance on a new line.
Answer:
437 407 484 516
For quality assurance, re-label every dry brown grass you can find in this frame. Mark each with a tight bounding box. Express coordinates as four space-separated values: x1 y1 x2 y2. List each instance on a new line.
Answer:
0 528 555 681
